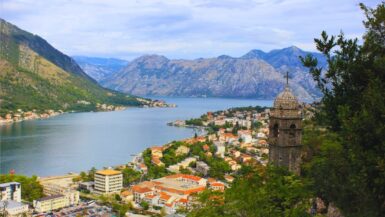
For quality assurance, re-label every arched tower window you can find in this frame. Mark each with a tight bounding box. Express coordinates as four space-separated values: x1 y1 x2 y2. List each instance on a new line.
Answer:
289 124 296 138
273 124 279 137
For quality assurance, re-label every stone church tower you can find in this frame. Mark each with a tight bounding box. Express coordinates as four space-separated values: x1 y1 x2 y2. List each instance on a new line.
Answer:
268 77 302 174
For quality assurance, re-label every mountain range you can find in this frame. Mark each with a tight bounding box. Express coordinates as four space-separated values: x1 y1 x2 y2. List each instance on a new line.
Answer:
0 19 147 116
78 47 326 100
72 56 128 82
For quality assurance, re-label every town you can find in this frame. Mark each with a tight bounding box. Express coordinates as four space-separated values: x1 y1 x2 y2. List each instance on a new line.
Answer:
0 99 176 125
0 104 280 217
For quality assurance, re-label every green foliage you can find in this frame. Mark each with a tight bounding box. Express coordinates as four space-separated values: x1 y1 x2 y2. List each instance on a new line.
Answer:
0 22 146 116
207 158 231 180
0 174 44 202
140 201 149 210
251 121 263 130
179 166 192 174
142 148 170 179
185 118 204 126
161 141 188 167
300 2 385 216
187 141 230 179
188 166 312 217
121 167 141 186
114 194 122 201
76 167 97 182
112 202 131 217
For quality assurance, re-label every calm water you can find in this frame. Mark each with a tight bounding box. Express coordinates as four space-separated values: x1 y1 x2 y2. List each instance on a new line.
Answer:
0 98 272 176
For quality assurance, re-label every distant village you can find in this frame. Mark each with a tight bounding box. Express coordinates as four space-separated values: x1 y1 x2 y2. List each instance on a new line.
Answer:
0 99 175 125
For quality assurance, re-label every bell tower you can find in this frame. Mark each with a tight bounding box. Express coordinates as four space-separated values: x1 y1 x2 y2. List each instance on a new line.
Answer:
268 73 302 174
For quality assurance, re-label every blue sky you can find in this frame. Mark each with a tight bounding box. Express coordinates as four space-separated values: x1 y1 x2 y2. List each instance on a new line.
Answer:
0 0 379 60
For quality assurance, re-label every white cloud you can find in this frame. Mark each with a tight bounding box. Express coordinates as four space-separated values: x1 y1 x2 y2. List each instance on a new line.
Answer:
0 0 373 60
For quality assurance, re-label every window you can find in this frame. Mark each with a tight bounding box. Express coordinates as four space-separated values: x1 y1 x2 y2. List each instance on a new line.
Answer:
289 124 296 138
272 124 279 137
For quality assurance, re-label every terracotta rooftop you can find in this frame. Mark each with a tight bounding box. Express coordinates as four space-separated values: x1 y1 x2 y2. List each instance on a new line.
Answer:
132 186 152 194
120 190 132 197
96 169 121 176
166 174 203 182
160 192 171 200
211 182 225 187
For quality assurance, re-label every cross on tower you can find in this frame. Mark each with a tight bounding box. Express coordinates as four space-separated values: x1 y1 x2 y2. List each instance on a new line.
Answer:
284 71 289 87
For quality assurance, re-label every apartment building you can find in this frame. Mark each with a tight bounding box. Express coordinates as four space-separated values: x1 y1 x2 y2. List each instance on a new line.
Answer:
0 182 21 202
33 195 67 213
94 169 123 194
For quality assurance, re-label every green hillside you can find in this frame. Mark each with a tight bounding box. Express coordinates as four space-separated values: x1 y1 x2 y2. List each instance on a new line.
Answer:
0 19 147 116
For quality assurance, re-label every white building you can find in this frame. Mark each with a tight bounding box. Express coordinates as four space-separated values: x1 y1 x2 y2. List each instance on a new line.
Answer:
167 157 197 173
0 200 28 217
195 161 210 176
0 182 21 202
214 142 226 158
94 169 123 194
240 134 252 143
33 195 68 213
40 182 80 206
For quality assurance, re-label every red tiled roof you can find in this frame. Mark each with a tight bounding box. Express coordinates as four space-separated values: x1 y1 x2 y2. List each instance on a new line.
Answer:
203 144 210 151
182 174 203 181
151 146 163 151
121 190 132 197
132 186 152 194
160 192 171 200
145 194 156 199
165 174 203 182
178 198 188 203
207 178 216 183
211 182 225 187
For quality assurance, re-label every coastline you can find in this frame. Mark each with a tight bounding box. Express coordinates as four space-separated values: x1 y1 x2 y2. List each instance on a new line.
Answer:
1 97 269 177
0 110 65 125
0 101 177 126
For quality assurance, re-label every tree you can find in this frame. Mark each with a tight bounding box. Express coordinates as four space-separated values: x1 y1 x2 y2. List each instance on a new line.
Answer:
188 166 311 217
301 2 385 216
0 174 44 202
140 201 149 210
115 194 122 202
121 167 141 186
88 167 97 181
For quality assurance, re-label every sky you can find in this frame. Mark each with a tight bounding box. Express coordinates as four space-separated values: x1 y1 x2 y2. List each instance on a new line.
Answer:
0 0 380 60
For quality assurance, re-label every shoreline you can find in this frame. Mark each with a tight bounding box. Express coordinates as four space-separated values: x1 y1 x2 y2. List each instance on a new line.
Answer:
0 102 177 126
2 120 201 178
1 98 270 177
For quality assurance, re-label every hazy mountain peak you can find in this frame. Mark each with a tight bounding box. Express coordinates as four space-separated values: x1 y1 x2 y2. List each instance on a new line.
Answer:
217 55 234 59
72 56 128 81
100 49 323 100
241 49 266 59
134 54 169 63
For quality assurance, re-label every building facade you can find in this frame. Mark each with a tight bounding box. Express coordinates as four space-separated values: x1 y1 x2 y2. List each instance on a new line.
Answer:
0 200 29 217
0 182 21 202
94 169 123 194
195 161 210 176
33 195 68 213
41 182 80 206
268 84 303 175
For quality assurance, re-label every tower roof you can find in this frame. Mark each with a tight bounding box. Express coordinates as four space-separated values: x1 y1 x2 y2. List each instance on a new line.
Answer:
273 87 299 110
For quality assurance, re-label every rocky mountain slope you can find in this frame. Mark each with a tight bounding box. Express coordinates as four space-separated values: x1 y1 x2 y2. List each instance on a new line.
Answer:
72 56 128 81
100 47 326 100
242 46 327 97
0 19 147 116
